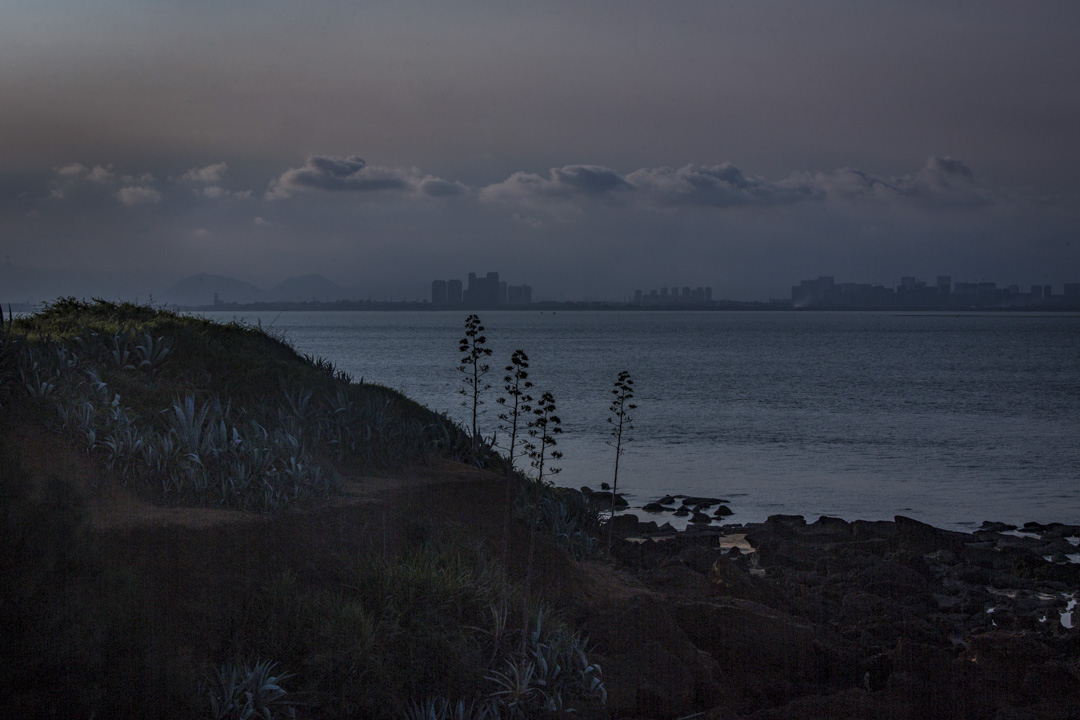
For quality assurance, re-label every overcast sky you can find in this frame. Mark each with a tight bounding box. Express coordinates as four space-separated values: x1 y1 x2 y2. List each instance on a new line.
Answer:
2 0 1078 301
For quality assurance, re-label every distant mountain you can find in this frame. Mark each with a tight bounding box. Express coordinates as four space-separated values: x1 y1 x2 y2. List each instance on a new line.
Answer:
268 274 354 302
0 265 361 308
0 262 176 306
159 273 267 307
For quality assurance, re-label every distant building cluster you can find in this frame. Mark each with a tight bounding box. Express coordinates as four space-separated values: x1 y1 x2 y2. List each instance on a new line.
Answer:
431 271 532 307
792 275 1080 309
632 286 713 306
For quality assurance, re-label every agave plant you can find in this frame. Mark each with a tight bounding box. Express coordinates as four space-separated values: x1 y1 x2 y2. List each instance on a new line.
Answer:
485 657 539 716
110 330 136 370
133 331 171 373
205 659 298 720
403 697 498 720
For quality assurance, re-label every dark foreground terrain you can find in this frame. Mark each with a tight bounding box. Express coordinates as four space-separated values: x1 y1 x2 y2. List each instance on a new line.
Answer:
601 510 1080 719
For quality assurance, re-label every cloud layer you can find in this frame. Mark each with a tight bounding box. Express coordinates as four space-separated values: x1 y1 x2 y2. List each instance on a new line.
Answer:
481 156 992 211
266 156 468 200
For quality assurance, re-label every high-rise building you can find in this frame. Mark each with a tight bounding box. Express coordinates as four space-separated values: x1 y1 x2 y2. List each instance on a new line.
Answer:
461 271 505 307
447 279 463 305
431 280 447 305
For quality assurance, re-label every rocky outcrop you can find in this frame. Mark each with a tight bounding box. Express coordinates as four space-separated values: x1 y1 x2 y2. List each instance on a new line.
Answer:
599 513 1080 719
582 593 723 718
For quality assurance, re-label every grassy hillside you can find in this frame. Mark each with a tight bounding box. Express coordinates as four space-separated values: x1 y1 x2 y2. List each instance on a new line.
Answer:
2 298 478 510
0 300 606 719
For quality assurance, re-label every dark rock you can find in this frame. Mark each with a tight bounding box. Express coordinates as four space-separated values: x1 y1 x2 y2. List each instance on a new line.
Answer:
679 545 720 574
607 513 642 535
895 515 973 555
855 562 933 607
968 631 1054 700
765 514 807 530
600 482 611 490
805 516 852 540
674 599 859 699
851 519 898 542
690 511 713 524
583 593 722 718
713 505 734 517
980 520 1018 532
658 495 675 505
588 491 629 507
841 591 888 623
681 496 728 507
642 502 672 513
655 522 677 536
673 506 690 517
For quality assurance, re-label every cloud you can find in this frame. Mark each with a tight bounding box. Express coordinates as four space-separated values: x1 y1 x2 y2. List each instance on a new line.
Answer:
626 164 810 208
179 162 228 184
480 164 632 204
252 216 272 226
54 163 116 184
193 228 211 237
481 156 993 211
115 186 162 206
417 176 469 198
266 155 466 200
783 156 991 208
198 186 252 201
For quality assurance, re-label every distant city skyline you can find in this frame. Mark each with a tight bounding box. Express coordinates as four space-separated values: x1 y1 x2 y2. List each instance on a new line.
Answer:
3 259 1080 309
431 271 532 307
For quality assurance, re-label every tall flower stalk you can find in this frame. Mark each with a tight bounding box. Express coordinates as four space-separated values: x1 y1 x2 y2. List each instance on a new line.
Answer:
605 370 636 556
458 314 492 460
523 391 562 601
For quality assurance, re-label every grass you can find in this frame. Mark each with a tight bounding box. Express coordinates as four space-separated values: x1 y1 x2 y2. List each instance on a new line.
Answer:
2 298 476 510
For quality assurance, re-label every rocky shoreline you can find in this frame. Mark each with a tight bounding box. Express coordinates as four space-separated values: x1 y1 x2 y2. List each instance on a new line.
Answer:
579 488 1080 719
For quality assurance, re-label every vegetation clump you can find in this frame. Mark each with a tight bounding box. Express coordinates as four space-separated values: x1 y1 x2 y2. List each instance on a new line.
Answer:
1 298 472 511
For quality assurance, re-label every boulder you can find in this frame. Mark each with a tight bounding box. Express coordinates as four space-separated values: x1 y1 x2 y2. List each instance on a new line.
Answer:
607 513 642 535
762 515 807 536
673 599 859 700
805 516 852 540
583 593 723 718
895 515 973 555
713 505 734 517
682 496 728 507
851 520 898 543
980 520 1018 532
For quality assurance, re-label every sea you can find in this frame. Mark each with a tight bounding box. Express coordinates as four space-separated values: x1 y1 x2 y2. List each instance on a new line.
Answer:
199 309 1080 531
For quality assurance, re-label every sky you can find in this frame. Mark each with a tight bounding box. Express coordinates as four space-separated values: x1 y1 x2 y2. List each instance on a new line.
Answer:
2 0 1079 302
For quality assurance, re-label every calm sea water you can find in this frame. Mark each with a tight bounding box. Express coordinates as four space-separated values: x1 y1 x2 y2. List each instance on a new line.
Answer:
201 310 1080 530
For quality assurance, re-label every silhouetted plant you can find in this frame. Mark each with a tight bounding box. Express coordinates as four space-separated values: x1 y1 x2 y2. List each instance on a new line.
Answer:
522 391 562 605
495 349 533 570
205 659 298 720
458 314 492 461
495 350 533 475
524 391 562 485
605 370 636 556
